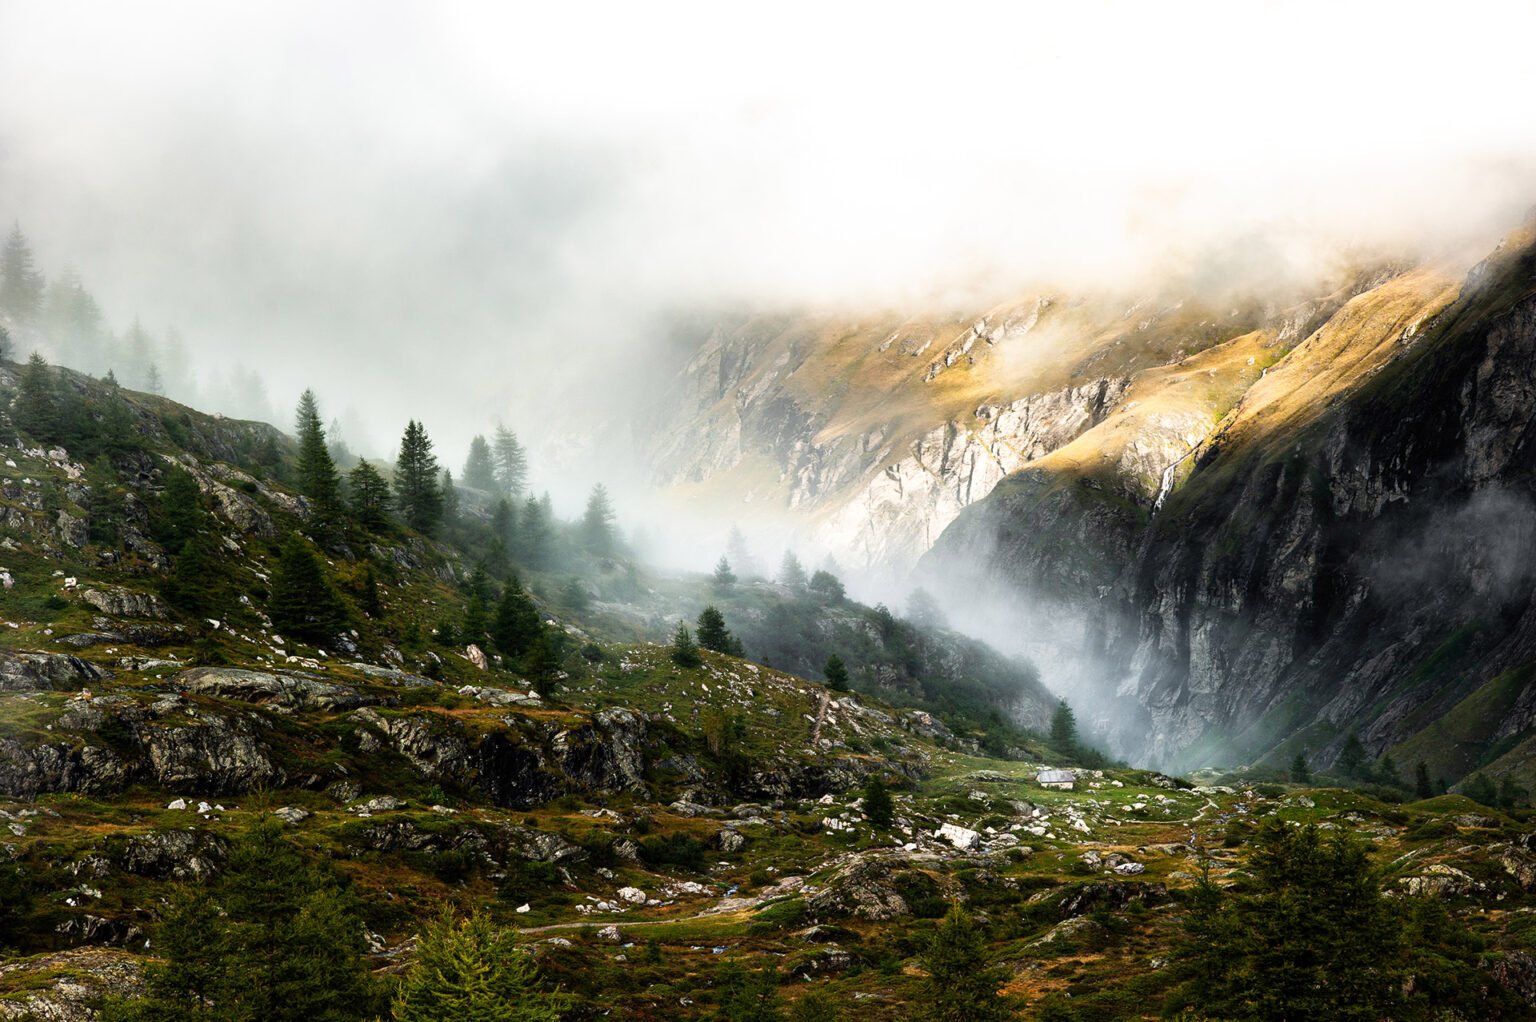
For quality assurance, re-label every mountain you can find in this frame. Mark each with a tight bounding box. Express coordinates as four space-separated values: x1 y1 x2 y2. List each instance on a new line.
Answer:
640 222 1536 783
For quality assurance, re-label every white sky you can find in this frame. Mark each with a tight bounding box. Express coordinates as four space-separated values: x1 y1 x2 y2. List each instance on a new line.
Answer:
2 1 1535 486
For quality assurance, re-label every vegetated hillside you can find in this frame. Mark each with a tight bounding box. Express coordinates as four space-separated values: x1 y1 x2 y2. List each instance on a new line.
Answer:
2 352 1536 1021
924 221 1536 783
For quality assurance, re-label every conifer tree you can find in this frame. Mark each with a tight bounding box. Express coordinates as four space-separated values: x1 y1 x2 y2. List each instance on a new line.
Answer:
440 469 459 528
391 909 572 1022
154 466 207 549
1290 752 1311 785
863 776 894 828
671 622 702 668
696 605 741 656
462 566 492 640
1338 733 1367 779
492 424 528 497
99 816 377 1022
1415 760 1433 799
294 390 342 542
462 435 498 492
393 420 442 533
347 459 391 532
0 324 11 362
360 565 382 618
907 587 945 629
581 483 617 557
726 526 759 580
824 654 850 693
1049 699 1078 751
0 223 44 321
917 905 1015 1022
490 580 542 660
560 576 590 610
777 550 807 588
519 494 550 568
14 352 60 440
269 533 347 644
808 569 845 601
526 628 566 697
788 991 843 1022
711 555 736 593
711 962 782 1022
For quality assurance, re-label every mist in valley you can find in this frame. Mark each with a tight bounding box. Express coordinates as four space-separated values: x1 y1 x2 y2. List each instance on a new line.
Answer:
5 1 1536 753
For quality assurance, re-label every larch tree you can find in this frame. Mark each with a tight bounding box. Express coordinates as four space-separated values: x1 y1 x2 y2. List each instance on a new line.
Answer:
393 420 442 533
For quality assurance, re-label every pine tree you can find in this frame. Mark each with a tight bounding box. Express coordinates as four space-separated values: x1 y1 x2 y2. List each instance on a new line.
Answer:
1290 752 1311 785
777 551 807 588
863 776 894 828
917 905 1015 1022
581 483 617 557
696 606 740 655
391 909 572 1022
671 622 702 668
269 533 347 644
393 420 442 533
347 459 391 532
824 654 850 693
1415 760 1433 799
294 390 343 542
0 223 45 321
492 424 528 497
1049 699 1078 751
711 556 736 593
490 580 542 660
808 569 845 601
462 435 498 492
527 628 567 698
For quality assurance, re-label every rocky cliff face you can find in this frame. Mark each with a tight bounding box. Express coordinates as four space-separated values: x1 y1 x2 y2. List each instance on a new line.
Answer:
924 229 1536 776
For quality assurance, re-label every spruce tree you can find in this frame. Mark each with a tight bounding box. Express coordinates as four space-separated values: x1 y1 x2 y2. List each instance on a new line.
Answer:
492 424 528 497
726 526 758 580
462 435 498 492
294 389 342 542
360 565 382 618
1049 699 1078 751
347 459 391 531
393 420 442 533
696 605 740 655
671 622 702 668
560 576 590 611
269 533 347 644
824 654 850 692
99 816 377 1022
14 352 60 440
907 587 945 629
711 555 736 593
1338 733 1367 779
0 324 10 362
1290 752 1311 785
711 962 782 1022
777 550 807 588
391 909 572 1022
490 580 542 660
1414 760 1433 799
581 483 617 557
863 776 894 828
788 991 843 1022
519 494 550 568
0 223 44 321
154 465 207 549
917 905 1015 1022
526 628 566 697
440 468 459 528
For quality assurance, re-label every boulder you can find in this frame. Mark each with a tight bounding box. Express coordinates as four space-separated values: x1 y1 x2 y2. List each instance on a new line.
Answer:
806 857 909 921
80 587 170 620
177 667 376 712
0 651 107 692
